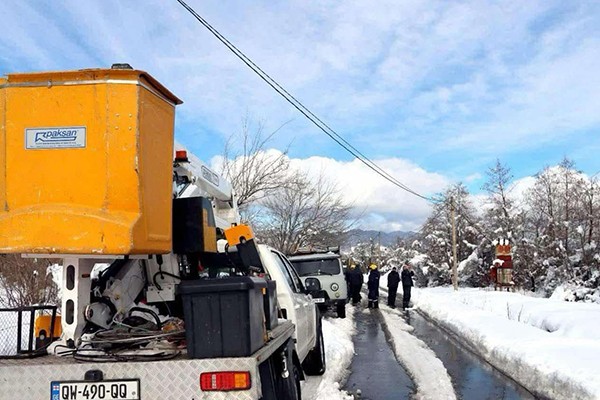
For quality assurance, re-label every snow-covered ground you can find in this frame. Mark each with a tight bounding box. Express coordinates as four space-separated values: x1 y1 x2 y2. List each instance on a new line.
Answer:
413 287 600 400
303 305 356 400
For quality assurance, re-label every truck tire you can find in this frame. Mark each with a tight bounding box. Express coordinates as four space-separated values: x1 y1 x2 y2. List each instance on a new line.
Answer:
275 347 301 400
289 358 302 400
261 340 301 400
336 302 346 318
302 315 326 376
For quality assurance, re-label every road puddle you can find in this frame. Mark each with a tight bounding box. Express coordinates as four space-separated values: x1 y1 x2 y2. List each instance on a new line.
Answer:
404 311 538 400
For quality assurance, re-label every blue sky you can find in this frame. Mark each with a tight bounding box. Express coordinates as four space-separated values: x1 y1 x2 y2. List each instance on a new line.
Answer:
1 0 599 230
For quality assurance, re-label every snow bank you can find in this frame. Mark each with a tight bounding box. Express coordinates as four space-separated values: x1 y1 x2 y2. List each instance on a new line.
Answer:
304 306 356 400
414 287 600 400
378 305 456 400
551 284 600 304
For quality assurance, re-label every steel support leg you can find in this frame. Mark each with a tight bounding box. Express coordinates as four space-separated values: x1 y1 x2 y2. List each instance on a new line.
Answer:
59 258 95 347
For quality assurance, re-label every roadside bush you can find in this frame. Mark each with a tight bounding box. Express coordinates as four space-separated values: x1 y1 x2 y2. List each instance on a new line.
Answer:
0 255 59 307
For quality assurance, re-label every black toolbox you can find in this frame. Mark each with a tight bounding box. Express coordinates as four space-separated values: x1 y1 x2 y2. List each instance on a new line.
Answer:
178 276 267 358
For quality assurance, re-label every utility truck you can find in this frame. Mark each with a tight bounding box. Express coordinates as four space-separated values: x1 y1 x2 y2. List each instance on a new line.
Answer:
0 66 325 400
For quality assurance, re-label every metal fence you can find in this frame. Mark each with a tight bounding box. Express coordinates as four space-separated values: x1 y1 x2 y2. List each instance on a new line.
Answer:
0 305 58 358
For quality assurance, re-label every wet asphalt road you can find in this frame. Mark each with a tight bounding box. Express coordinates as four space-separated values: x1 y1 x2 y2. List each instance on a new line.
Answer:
404 311 537 400
342 288 537 400
343 306 415 399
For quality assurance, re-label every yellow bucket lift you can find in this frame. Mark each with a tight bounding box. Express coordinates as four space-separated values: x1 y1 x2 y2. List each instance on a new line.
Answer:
0 67 182 255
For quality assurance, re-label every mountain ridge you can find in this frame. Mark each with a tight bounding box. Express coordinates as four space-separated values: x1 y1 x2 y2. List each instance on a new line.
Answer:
343 229 415 249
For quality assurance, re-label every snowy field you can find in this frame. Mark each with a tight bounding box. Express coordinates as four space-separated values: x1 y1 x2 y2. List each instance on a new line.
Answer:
413 287 600 400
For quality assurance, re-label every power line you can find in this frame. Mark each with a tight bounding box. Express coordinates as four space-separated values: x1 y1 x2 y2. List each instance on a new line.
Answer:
175 0 435 203
413 203 447 236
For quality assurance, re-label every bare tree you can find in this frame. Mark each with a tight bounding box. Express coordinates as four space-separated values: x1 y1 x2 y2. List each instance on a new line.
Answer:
220 116 292 216
482 159 514 233
0 255 59 307
257 171 354 254
481 160 529 286
581 177 600 250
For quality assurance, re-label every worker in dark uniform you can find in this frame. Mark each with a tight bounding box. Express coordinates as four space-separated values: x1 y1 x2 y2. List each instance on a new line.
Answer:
401 264 415 310
387 267 400 308
346 264 364 305
367 263 380 309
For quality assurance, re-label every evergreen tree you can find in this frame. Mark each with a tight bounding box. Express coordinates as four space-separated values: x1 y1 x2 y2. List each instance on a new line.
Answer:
420 183 483 286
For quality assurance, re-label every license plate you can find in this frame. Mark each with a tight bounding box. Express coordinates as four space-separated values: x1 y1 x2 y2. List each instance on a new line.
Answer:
50 379 140 400
313 298 325 303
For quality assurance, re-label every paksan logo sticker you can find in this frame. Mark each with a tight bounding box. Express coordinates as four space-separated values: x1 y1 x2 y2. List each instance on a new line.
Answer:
26 127 86 149
201 165 220 187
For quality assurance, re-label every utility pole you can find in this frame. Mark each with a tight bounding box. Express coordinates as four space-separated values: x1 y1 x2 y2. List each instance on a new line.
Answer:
451 197 458 291
377 231 381 265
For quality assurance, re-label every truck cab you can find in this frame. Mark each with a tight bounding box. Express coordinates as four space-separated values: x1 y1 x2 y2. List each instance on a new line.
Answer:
259 245 317 361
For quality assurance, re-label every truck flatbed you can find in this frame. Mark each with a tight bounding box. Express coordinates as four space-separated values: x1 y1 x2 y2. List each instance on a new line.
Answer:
0 321 294 400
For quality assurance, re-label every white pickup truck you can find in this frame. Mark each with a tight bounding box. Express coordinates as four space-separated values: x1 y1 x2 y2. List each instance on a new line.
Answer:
0 244 325 400
258 245 326 377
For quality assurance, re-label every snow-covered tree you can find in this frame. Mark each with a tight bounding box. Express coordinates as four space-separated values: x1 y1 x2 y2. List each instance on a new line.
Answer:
413 159 599 299
522 159 598 295
420 183 483 286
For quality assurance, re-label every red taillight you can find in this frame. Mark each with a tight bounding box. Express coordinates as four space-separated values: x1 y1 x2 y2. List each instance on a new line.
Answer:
200 371 251 391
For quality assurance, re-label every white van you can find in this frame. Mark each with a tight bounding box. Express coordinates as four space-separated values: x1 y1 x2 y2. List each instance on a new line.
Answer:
288 252 348 318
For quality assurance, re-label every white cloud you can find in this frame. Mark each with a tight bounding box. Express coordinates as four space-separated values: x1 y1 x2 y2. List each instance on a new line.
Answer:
508 176 537 206
470 193 491 217
206 146 449 231
0 0 598 196
465 173 482 183
221 150 448 231
2 0 597 156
